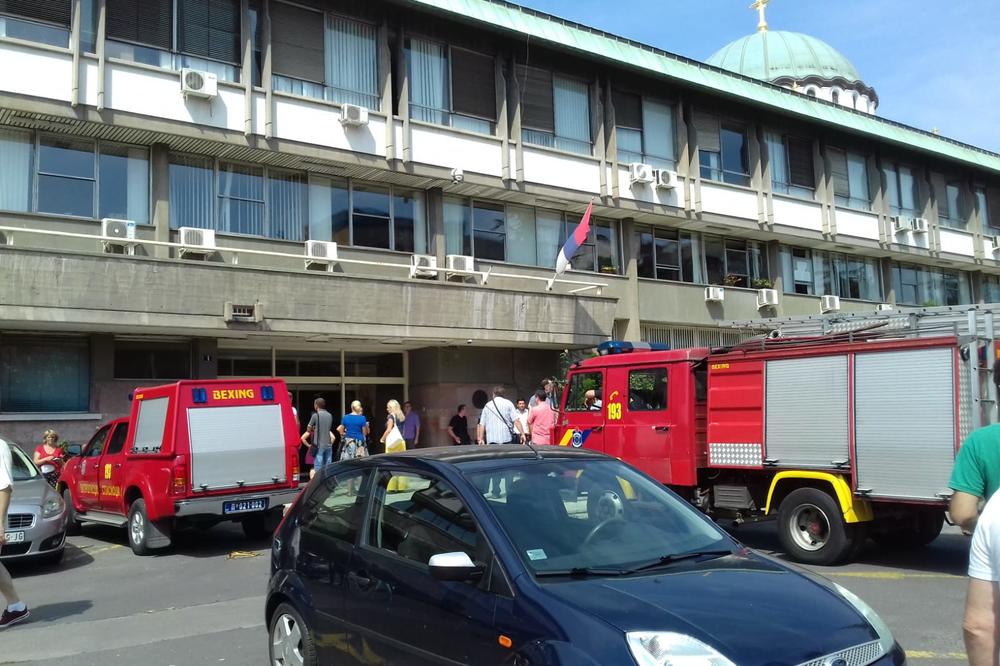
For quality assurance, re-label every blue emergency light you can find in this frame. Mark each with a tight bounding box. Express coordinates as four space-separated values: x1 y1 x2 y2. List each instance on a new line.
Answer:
597 340 670 356
261 385 275 401
192 388 208 404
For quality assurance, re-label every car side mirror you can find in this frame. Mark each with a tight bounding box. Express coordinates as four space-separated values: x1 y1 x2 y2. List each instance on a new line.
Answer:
428 551 483 582
66 444 82 458
40 463 56 474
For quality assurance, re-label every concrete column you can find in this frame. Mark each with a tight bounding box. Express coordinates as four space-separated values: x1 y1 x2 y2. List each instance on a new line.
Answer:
766 241 783 294
496 53 509 181
379 19 393 161
193 339 218 379
426 187 446 279
509 52 524 185
151 143 170 258
262 0 273 138
395 24 410 163
606 78 618 199
879 257 895 304
593 74 607 198
620 218 641 340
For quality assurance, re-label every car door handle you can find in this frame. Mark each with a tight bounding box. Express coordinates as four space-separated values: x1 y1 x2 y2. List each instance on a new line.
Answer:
113 463 122 469
653 426 670 432
347 571 374 589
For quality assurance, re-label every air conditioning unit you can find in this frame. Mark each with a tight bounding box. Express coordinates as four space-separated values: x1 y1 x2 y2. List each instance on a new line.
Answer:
180 68 218 99
101 218 136 240
704 286 725 303
446 254 475 274
991 236 1000 254
891 216 912 234
876 303 894 312
628 162 655 186
653 169 678 190
224 301 263 323
340 104 369 127
304 240 338 270
821 294 841 313
756 288 780 308
911 217 929 234
178 226 216 258
409 253 438 279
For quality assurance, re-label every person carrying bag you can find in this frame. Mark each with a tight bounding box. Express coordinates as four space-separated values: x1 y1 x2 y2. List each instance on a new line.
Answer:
381 400 408 491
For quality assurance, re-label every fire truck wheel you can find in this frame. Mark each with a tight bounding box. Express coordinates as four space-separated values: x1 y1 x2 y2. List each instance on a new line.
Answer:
269 602 317 666
128 498 153 556
777 488 851 566
242 508 282 540
872 511 945 549
62 488 82 536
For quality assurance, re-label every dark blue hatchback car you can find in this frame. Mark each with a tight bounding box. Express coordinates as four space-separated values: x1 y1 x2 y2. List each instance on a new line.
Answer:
266 446 906 666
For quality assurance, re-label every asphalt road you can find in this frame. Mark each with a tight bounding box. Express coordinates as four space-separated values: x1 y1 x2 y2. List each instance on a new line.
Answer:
0 520 972 665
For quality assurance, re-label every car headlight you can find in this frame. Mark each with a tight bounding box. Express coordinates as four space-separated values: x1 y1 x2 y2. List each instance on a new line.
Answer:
626 632 735 666
42 494 65 519
833 583 895 654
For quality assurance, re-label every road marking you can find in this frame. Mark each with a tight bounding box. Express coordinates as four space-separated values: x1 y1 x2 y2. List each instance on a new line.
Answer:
0 596 263 662
826 571 962 580
64 544 124 561
907 651 967 660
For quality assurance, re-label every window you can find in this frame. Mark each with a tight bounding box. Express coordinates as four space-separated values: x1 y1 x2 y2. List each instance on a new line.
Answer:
977 186 1000 232
271 6 379 109
882 162 920 217
696 113 749 187
444 197 619 273
132 396 168 453
308 180 423 252
105 0 240 82
636 227 703 283
565 372 603 412
407 39 495 134
628 368 667 411
779 246 882 301
519 66 591 155
106 424 129 456
0 130 149 221
367 472 478 565
303 470 371 544
932 174 965 228
613 91 675 169
114 341 192 379
1 337 90 412
765 132 814 198
704 236 767 288
217 163 264 236
86 426 111 458
891 262 971 306
0 0 71 47
829 148 871 210
984 275 1000 304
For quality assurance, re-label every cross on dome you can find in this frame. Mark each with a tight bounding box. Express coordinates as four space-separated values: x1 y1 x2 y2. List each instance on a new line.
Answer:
750 0 770 33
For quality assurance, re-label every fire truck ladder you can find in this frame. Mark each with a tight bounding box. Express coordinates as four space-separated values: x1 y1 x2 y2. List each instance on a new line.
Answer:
722 304 1000 427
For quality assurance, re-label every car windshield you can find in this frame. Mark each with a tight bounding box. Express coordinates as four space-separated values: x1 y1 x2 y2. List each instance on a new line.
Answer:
468 458 732 574
9 445 38 481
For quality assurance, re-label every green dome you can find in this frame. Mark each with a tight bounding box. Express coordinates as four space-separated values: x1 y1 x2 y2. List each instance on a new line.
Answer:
707 31 863 85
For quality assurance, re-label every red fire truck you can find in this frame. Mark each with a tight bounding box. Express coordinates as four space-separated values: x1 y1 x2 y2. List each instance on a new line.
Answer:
59 379 301 555
556 306 999 565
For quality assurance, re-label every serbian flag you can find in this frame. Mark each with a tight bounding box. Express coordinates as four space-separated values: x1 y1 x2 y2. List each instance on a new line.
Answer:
555 201 593 274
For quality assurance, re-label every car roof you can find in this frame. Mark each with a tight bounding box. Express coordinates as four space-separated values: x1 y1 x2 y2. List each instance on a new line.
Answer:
377 444 608 466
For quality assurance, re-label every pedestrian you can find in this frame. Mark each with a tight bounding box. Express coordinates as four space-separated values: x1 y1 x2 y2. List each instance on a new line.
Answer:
477 386 524 446
337 400 370 461
528 390 556 445
33 429 64 486
529 379 557 408
949 423 1000 532
402 401 421 449
301 398 335 479
963 489 1000 664
0 437 29 629
515 398 530 441
447 404 472 446
381 400 407 491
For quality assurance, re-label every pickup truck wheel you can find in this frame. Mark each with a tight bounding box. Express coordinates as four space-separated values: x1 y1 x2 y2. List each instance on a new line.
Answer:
269 602 317 666
777 487 850 565
128 499 153 556
243 508 282 540
62 488 82 536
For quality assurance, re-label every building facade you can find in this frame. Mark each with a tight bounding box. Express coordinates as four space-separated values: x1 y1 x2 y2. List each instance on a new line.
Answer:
0 0 999 447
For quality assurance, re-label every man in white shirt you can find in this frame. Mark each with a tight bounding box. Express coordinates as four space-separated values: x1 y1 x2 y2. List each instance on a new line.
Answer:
514 398 530 441
477 386 524 447
964 490 1000 664
0 438 29 629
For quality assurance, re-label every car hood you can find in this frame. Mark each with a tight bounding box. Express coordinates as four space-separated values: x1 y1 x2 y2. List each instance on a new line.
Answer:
10 477 53 505
539 551 879 665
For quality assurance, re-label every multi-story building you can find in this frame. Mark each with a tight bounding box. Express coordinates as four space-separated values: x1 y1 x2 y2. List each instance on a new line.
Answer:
0 0 998 447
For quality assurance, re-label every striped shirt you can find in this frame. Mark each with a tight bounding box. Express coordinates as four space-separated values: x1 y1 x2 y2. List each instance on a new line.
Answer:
479 397 518 445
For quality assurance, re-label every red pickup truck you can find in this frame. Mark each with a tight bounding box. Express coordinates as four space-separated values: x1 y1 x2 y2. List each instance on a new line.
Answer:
59 379 301 555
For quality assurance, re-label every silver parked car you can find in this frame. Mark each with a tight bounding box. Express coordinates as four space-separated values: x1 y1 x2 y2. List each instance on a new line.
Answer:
1 439 67 565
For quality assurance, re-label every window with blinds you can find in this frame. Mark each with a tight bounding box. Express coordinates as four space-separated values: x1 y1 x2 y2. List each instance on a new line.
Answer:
106 0 172 49
786 137 814 189
177 0 240 65
520 66 554 133
829 147 870 210
270 1 324 83
0 0 71 26
931 173 965 228
451 48 495 122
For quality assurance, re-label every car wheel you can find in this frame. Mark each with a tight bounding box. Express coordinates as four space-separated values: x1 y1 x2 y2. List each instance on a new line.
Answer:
269 602 317 666
62 488 82 536
128 498 152 556
777 487 851 566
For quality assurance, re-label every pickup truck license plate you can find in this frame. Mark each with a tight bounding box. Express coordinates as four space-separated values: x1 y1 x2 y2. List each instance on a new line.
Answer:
223 498 268 515
3 531 24 544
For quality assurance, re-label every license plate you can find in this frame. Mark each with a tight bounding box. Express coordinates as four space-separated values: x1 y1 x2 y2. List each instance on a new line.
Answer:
223 498 268 515
3 531 24 543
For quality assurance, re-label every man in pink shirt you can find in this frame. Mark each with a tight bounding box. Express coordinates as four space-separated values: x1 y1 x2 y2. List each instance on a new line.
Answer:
527 390 556 445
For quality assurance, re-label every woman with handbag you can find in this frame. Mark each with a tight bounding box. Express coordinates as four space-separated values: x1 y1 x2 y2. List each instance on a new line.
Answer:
381 400 407 491
337 400 370 461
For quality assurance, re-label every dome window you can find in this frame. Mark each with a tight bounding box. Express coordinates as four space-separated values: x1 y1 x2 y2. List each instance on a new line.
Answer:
806 87 817 98
831 90 840 104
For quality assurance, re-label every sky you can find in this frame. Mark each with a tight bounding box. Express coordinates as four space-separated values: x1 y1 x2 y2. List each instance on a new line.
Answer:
518 0 1000 153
